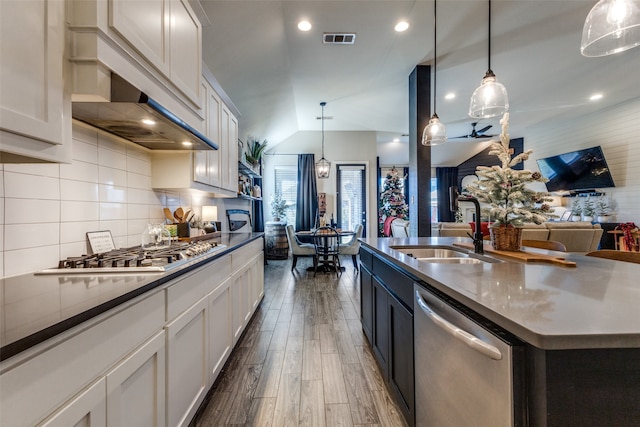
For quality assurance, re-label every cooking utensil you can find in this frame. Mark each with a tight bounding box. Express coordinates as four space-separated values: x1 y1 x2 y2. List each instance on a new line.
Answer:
164 208 174 223
184 209 193 224
174 207 184 223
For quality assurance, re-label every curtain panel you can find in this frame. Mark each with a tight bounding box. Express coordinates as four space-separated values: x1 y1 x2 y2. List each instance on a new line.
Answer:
436 167 458 223
296 154 319 231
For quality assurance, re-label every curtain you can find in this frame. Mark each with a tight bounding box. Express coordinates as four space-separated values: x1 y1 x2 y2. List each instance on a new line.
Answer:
296 154 318 231
436 167 458 223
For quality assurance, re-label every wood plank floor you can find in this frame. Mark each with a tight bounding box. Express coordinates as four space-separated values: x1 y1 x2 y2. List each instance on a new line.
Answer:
194 257 408 427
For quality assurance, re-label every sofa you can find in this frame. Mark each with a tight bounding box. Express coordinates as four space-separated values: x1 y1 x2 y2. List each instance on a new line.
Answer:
431 221 603 252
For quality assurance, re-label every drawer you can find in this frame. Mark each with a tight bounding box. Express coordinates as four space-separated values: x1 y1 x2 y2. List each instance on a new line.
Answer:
372 255 414 310
231 239 263 273
166 256 231 321
360 246 374 270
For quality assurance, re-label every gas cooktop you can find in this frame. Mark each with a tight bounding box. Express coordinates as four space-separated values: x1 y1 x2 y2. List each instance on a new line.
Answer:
35 241 226 275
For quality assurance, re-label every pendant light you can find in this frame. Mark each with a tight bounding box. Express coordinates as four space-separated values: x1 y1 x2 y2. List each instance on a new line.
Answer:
316 102 330 179
422 0 447 146
469 0 509 119
581 0 640 57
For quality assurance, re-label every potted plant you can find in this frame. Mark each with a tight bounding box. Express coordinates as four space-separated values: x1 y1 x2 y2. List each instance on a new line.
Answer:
465 113 554 251
582 197 595 222
570 198 583 221
271 191 287 222
245 137 268 170
595 197 612 223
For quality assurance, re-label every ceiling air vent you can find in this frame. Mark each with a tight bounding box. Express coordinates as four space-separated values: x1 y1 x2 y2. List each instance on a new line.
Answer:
323 33 356 44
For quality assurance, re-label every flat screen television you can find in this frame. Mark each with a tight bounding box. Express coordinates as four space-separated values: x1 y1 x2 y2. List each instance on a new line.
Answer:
536 146 615 192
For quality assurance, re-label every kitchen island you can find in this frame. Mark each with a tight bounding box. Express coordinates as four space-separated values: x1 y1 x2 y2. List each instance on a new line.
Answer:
0 232 264 427
360 236 640 427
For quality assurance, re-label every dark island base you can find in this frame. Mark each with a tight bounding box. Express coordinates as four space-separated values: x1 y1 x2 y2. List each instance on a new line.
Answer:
527 346 640 426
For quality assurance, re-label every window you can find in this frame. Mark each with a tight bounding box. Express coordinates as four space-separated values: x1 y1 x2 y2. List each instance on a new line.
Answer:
431 177 438 222
274 166 297 226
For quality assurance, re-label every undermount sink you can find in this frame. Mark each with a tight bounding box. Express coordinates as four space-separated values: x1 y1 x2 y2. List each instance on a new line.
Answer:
389 245 500 264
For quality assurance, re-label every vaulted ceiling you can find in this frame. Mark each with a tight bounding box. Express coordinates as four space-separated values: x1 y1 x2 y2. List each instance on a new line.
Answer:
199 1 640 166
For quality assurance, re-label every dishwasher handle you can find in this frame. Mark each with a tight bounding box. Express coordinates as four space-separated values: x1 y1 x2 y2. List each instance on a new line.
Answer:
415 290 502 360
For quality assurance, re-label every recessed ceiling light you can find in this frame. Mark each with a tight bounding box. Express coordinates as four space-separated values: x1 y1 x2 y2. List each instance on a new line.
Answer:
395 21 409 32
182 141 193 146
298 20 312 31
393 138 400 142
445 93 456 100
590 93 603 101
141 119 155 125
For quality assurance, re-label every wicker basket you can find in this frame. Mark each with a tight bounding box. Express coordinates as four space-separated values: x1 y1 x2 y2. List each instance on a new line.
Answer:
490 225 522 251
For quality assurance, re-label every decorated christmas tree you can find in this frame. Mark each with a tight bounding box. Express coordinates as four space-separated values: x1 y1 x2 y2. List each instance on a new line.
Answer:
465 113 554 226
379 167 409 236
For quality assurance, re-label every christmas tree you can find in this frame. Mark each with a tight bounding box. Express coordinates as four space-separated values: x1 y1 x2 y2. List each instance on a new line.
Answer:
465 113 554 226
379 167 409 236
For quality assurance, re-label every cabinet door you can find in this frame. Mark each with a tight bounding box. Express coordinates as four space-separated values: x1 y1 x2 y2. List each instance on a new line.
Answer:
220 107 231 191
227 112 239 191
360 266 374 344
372 277 389 378
207 85 222 187
38 378 106 427
251 253 265 309
389 296 415 425
169 0 201 104
166 296 209 427
0 0 70 162
209 278 232 383
231 266 251 344
110 0 170 77
106 330 166 427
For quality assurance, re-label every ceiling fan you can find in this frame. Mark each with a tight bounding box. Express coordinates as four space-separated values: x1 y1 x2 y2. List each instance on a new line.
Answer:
451 122 495 139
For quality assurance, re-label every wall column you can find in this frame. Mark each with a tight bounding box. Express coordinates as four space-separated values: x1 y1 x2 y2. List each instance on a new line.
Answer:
408 65 432 236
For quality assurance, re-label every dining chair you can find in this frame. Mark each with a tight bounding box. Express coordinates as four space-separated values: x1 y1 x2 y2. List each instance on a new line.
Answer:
339 223 364 271
521 239 567 252
312 226 341 277
284 225 316 271
586 250 640 264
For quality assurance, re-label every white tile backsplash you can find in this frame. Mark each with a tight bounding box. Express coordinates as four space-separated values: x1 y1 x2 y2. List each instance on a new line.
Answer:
98 165 128 187
4 199 60 224
60 179 99 202
0 125 165 277
4 172 60 200
60 160 99 183
5 223 60 251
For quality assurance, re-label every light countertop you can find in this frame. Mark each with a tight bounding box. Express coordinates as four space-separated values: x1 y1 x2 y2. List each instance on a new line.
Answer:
362 236 640 350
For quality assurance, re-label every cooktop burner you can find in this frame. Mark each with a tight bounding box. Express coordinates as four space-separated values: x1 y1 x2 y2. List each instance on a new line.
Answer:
36 241 226 275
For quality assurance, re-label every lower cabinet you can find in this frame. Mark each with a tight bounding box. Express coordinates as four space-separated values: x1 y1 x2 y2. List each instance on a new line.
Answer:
106 331 166 427
166 296 209 427
1 240 265 427
38 378 107 427
359 247 415 426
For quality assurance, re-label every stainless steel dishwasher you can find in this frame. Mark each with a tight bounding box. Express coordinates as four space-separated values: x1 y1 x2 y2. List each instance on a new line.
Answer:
414 283 525 426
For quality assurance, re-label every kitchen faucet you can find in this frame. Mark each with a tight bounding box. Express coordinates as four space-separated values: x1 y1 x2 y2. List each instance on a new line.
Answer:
449 187 484 255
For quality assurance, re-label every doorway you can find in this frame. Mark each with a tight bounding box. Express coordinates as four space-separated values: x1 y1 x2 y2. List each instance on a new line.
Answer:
336 164 366 237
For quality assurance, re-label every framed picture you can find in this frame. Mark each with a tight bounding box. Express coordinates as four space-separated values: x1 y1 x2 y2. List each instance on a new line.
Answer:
560 210 572 221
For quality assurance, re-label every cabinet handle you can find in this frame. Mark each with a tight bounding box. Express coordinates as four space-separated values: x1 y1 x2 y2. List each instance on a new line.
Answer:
415 290 502 360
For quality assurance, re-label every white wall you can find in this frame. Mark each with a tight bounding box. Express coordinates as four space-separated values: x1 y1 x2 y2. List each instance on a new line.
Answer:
524 97 640 223
0 124 250 278
263 130 377 236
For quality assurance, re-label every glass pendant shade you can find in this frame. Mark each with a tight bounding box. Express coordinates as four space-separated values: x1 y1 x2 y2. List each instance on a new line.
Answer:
422 114 447 146
469 69 510 119
581 0 640 57
316 157 330 179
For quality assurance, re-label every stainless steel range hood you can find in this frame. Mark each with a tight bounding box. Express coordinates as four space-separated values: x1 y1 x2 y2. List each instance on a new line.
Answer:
72 74 218 151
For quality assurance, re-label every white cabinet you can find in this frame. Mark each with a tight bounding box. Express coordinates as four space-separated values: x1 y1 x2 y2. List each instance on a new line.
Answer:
231 265 252 344
106 331 166 427
194 78 223 187
208 278 233 382
230 240 265 344
220 106 240 192
69 0 202 114
0 0 71 163
38 379 107 427
166 296 209 427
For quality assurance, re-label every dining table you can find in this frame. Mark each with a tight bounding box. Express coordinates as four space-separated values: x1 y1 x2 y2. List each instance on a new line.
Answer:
295 229 355 272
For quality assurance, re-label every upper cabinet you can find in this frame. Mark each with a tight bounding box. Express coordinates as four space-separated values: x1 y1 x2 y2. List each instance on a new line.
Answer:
68 0 203 127
0 0 72 163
